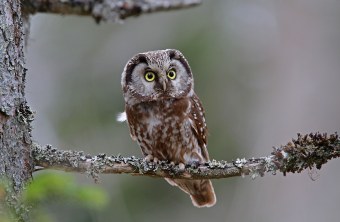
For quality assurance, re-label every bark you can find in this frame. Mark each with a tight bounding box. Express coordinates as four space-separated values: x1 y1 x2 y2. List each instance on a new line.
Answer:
0 0 33 221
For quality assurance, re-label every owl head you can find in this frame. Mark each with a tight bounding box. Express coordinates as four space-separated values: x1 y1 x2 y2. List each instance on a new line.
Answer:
121 49 194 105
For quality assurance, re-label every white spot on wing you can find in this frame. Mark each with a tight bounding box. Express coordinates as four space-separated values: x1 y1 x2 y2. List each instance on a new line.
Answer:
116 112 127 122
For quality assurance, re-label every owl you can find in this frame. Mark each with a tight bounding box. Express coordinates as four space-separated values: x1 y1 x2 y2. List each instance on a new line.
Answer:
119 49 216 207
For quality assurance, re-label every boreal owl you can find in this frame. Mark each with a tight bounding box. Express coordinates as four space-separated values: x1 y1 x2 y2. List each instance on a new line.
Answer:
119 49 216 207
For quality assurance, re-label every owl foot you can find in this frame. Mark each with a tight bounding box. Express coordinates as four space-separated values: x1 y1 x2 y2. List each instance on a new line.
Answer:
178 163 185 170
189 161 200 169
144 154 153 162
143 155 160 163
153 157 159 163
170 161 185 171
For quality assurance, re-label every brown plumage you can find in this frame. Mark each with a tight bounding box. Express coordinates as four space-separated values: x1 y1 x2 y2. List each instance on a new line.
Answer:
120 49 216 207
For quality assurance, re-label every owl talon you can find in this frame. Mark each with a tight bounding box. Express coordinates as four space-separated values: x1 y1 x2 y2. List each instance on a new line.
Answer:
178 163 185 170
144 154 154 162
153 157 159 164
190 161 200 169
143 155 161 164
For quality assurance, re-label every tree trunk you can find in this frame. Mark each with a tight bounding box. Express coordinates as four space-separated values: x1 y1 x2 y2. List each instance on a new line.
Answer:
0 0 33 220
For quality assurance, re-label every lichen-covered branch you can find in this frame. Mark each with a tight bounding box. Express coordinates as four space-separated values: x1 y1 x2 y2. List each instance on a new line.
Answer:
32 133 340 180
24 0 202 22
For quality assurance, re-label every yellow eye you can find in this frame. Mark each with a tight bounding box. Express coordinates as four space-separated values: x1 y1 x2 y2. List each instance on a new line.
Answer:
167 69 176 80
144 72 155 82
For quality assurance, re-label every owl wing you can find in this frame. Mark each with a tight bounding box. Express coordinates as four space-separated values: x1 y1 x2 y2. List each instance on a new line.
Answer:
189 93 209 161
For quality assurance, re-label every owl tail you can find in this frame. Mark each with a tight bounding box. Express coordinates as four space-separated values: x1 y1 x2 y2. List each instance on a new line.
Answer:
165 178 216 207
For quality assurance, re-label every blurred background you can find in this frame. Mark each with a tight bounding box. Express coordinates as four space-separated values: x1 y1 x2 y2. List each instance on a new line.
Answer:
26 1 340 221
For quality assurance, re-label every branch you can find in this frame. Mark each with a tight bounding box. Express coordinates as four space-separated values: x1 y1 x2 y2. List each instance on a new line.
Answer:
24 0 202 22
32 132 340 180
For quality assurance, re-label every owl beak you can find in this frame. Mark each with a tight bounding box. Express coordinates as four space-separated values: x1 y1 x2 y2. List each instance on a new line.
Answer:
162 80 167 91
159 74 167 91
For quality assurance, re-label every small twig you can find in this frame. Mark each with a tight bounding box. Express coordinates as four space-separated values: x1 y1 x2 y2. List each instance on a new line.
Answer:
24 0 202 23
32 133 340 180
